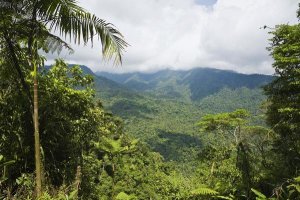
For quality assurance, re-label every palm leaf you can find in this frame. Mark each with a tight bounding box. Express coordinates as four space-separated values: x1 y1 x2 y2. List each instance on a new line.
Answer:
42 31 74 54
36 0 128 65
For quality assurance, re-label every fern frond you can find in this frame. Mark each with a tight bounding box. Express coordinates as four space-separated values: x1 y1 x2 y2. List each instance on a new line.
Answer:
216 195 234 200
191 187 219 196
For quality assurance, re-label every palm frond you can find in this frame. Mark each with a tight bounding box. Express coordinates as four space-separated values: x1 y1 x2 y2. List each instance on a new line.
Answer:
36 0 128 65
42 32 74 54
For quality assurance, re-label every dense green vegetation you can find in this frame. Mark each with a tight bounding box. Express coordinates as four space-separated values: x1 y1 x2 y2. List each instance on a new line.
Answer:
1 1 300 200
1 60 188 199
94 69 270 172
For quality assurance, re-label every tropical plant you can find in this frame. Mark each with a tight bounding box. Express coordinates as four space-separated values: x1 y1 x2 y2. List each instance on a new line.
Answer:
0 0 127 196
197 109 274 198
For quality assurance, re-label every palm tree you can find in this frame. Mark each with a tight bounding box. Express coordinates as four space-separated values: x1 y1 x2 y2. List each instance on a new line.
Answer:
0 0 127 197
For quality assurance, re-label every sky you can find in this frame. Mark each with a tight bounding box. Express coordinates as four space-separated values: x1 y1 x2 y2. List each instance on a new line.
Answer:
46 0 299 74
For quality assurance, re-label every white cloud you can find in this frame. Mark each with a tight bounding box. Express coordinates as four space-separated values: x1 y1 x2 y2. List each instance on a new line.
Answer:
45 0 299 74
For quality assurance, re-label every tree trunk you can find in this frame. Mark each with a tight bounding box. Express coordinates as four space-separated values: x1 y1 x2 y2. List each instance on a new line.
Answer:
33 75 42 197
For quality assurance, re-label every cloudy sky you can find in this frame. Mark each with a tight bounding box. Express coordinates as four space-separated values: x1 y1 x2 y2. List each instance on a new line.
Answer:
46 0 299 74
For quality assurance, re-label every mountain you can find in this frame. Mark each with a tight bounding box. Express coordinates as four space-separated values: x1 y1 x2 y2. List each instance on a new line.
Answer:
97 68 273 101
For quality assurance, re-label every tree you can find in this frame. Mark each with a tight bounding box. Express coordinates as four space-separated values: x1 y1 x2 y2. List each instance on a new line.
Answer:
94 134 138 199
197 109 274 198
264 17 300 179
0 0 127 197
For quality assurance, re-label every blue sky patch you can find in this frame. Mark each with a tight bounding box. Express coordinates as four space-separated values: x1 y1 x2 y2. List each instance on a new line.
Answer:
195 0 217 6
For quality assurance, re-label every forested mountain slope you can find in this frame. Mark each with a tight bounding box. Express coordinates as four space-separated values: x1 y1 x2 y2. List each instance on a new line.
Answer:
76 65 140 100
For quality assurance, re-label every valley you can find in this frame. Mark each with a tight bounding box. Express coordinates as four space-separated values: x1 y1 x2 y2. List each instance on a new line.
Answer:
89 67 273 165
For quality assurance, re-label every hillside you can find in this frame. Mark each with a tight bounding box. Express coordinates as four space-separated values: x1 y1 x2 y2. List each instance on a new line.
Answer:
70 65 142 102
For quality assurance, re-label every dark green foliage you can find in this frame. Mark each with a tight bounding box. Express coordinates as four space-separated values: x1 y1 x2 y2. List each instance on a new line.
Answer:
147 130 202 162
196 109 274 198
0 59 35 184
0 60 185 199
265 23 300 179
109 99 155 119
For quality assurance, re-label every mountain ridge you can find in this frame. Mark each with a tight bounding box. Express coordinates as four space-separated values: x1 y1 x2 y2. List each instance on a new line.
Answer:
96 67 273 101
